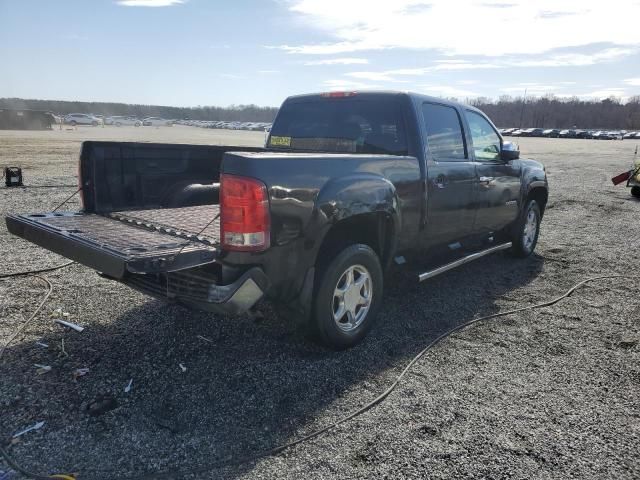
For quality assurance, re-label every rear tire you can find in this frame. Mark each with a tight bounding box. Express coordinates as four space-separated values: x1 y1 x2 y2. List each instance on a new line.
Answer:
311 244 383 350
510 199 541 257
70 120 77 126
92 121 98 126
631 186 640 198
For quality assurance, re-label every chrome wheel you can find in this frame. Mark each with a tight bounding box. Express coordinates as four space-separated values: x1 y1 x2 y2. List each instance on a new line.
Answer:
332 264 372 332
522 208 538 252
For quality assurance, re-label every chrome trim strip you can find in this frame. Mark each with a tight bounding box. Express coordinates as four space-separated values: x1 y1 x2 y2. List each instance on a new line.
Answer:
418 242 512 282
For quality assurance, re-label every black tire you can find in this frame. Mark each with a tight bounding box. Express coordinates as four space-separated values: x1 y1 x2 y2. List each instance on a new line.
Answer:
631 186 640 198
311 244 383 350
115 122 122 127
510 199 541 257
70 120 77 126
92 121 98 126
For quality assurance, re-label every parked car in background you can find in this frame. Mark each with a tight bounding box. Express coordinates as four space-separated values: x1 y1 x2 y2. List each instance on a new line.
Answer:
592 131 619 140
542 129 560 138
142 117 172 126
64 113 101 126
575 130 592 139
110 116 142 127
623 131 638 139
510 129 524 136
558 129 576 138
520 128 545 137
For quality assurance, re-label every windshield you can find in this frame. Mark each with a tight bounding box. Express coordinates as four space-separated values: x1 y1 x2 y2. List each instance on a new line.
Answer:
268 97 408 156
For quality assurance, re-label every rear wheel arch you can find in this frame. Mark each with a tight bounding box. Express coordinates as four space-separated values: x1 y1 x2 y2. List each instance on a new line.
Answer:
315 212 396 271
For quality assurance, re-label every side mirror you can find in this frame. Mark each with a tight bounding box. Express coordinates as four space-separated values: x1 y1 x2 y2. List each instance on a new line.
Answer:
501 141 520 161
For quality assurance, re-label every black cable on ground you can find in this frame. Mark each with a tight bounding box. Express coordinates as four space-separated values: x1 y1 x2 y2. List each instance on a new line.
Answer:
0 273 76 479
51 187 82 212
126 273 638 480
0 275 53 362
22 185 78 189
1 274 637 480
0 261 74 279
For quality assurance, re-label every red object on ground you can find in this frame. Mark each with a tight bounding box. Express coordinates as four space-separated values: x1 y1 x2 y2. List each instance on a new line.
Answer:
611 170 631 185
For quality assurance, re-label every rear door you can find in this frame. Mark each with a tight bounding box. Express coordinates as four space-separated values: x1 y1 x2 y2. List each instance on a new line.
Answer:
421 102 476 248
465 110 521 234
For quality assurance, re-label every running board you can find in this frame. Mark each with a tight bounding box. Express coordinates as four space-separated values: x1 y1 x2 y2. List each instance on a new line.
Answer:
418 242 512 282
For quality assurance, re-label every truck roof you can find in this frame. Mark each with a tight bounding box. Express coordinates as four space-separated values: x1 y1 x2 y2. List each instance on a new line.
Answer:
283 90 485 115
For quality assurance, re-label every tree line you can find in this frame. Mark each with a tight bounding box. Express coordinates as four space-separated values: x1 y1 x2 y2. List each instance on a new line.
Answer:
471 95 640 130
2 95 640 129
0 98 279 123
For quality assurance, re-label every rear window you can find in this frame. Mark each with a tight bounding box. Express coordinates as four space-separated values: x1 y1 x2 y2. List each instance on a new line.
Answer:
268 97 408 156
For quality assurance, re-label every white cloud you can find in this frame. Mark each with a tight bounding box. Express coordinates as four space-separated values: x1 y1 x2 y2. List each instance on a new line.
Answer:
419 85 479 98
577 88 628 99
277 0 640 57
258 70 280 74
304 58 369 65
511 47 636 67
502 84 567 95
624 78 640 86
344 62 500 83
322 79 382 90
117 0 184 6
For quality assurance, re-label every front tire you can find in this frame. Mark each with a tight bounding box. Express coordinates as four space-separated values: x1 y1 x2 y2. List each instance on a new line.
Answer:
311 244 383 350
631 186 640 198
510 199 541 257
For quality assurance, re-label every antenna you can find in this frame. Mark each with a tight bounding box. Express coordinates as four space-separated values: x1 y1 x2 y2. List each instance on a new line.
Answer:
518 88 527 128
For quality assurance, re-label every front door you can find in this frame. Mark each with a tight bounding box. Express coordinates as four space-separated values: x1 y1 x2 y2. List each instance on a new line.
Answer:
422 102 477 249
465 110 521 233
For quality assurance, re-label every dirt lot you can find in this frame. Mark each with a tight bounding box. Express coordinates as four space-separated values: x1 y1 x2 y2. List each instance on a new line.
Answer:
1 126 639 479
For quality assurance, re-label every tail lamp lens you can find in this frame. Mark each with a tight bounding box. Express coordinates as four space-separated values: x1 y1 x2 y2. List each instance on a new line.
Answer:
220 174 270 251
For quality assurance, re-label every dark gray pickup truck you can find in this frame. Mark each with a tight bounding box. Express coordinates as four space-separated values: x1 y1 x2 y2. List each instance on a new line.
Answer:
6 91 548 349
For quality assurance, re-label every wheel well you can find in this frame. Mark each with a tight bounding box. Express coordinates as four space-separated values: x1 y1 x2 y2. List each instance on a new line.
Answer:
317 213 395 268
527 187 548 216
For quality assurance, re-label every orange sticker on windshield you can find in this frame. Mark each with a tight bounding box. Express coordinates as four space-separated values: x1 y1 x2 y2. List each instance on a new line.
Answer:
270 136 291 147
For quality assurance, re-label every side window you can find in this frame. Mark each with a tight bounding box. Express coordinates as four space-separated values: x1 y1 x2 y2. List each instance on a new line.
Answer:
422 103 466 161
466 110 501 161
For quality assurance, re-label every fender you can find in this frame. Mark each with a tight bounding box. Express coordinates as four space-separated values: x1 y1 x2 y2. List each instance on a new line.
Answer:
311 173 401 256
517 159 548 206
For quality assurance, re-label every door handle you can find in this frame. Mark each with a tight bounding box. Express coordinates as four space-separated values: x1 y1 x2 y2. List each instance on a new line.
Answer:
479 176 494 187
435 174 447 189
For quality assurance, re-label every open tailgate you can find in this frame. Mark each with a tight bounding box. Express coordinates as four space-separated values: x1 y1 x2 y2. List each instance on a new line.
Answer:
6 205 221 278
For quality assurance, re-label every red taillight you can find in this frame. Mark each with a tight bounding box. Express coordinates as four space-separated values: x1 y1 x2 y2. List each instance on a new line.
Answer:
320 91 357 98
220 174 270 252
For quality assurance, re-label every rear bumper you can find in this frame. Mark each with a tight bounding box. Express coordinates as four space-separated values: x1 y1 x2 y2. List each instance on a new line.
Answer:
120 266 269 315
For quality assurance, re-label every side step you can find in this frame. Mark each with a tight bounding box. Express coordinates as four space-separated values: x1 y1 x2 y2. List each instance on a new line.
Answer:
418 242 512 282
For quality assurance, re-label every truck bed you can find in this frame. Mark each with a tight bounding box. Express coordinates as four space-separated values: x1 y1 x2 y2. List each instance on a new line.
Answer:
6 205 221 278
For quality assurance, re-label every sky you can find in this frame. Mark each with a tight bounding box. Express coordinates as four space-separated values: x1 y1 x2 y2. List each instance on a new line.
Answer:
1 0 640 108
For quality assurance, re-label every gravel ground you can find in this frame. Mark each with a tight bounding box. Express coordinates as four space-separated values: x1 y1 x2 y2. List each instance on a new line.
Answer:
1 127 639 479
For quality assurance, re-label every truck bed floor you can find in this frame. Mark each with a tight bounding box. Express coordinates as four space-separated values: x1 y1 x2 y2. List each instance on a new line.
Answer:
109 204 220 246
7 205 221 277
